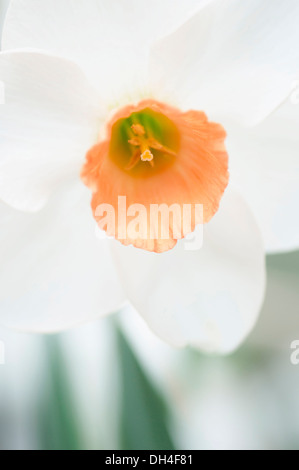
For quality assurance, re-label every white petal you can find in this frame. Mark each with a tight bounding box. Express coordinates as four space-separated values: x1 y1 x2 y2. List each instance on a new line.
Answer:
112 189 266 354
3 0 208 102
227 100 299 253
118 304 175 387
0 0 9 36
150 0 299 126
0 50 101 211
0 183 126 332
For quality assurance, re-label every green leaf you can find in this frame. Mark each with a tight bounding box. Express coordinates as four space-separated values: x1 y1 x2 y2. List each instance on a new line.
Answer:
117 328 175 450
37 335 83 450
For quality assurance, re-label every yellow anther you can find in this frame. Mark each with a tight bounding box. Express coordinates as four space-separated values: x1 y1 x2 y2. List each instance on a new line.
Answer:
131 124 146 136
128 137 141 146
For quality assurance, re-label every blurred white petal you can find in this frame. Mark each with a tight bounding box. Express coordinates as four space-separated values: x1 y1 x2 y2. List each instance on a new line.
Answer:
150 0 299 125
2 0 208 102
118 304 175 389
227 100 299 253
113 189 266 354
0 50 101 211
0 184 126 332
0 0 9 36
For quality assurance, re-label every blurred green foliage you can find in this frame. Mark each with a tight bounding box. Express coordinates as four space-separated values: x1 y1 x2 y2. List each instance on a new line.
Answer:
38 336 83 450
35 328 175 450
117 328 175 450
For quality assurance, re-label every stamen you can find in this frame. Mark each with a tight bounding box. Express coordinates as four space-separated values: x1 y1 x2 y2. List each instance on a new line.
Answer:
148 138 177 157
126 122 176 172
128 137 141 146
125 149 141 171
131 124 146 136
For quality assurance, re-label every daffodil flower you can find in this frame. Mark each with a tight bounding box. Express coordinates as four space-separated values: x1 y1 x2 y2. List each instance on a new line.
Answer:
0 0 298 353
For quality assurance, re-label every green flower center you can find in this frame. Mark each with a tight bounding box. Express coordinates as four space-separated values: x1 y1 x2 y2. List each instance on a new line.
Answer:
109 108 180 177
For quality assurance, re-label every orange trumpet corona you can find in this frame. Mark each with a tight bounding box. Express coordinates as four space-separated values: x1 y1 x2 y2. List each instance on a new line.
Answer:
81 100 229 253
